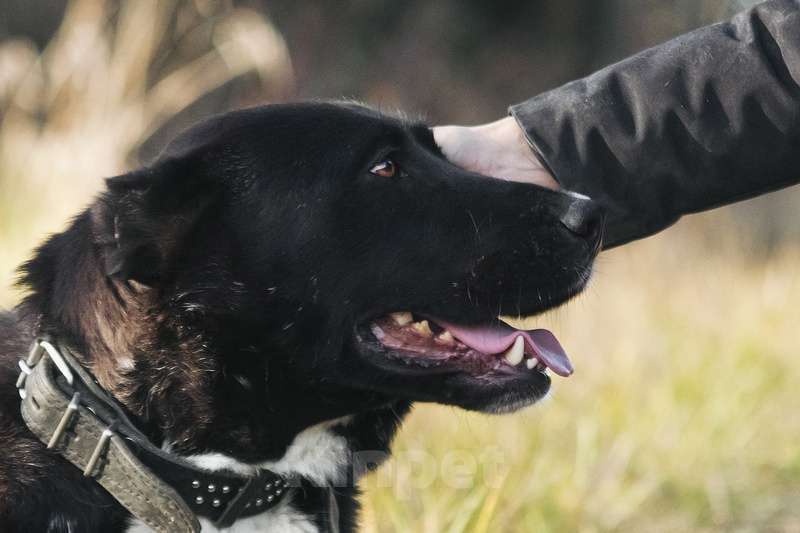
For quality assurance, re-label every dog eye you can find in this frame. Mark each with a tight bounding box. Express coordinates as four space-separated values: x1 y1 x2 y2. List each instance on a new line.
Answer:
369 159 398 178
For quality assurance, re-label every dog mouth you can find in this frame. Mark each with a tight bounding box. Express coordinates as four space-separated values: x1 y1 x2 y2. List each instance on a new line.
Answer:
360 312 573 378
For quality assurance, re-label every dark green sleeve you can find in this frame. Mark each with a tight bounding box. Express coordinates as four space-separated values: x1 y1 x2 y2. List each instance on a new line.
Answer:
510 0 800 248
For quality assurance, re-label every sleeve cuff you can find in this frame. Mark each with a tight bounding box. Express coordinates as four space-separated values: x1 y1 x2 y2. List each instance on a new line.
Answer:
508 102 562 188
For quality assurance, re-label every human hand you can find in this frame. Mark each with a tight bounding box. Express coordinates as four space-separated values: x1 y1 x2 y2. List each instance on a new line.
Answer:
433 117 559 190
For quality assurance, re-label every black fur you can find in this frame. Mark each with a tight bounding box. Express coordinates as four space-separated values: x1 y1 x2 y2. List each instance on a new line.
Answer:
0 102 601 532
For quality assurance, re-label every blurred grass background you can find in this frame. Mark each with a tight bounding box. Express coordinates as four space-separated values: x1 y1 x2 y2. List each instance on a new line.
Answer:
1 1 799 531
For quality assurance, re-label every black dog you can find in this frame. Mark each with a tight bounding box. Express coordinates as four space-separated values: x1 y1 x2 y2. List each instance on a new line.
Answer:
0 102 602 532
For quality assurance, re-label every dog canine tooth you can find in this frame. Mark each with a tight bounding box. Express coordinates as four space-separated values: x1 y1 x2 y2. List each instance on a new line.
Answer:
390 312 413 326
503 335 525 366
436 331 455 344
526 357 538 370
411 320 433 337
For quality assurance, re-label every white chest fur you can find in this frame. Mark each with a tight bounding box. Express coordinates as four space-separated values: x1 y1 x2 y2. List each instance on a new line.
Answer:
126 419 351 533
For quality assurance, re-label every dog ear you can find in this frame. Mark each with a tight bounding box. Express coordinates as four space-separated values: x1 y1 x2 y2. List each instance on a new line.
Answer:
92 157 219 285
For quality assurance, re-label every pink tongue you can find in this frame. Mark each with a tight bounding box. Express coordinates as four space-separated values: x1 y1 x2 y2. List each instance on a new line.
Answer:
434 320 574 377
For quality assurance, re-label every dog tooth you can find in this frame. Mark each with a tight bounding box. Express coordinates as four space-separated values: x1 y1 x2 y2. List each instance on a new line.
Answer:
411 320 433 337
436 331 455 344
526 357 538 370
503 335 525 366
390 312 413 326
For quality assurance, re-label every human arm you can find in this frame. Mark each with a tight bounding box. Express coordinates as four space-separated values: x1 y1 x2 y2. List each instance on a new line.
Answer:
436 0 800 248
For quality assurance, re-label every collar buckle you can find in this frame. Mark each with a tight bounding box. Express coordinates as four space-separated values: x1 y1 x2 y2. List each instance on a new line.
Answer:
18 339 117 466
17 339 74 399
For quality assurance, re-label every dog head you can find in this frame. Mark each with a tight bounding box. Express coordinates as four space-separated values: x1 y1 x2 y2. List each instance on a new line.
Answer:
91 102 603 433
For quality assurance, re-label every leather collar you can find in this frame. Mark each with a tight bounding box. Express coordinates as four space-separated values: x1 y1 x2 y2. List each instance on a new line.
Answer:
16 337 291 532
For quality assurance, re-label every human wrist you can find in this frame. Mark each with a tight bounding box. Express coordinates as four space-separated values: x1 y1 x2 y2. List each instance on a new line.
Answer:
484 116 559 189
432 115 559 190
492 116 532 155
483 117 547 169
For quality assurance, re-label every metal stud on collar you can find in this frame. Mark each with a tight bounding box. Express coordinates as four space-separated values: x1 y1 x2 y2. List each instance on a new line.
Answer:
47 392 80 449
84 426 114 477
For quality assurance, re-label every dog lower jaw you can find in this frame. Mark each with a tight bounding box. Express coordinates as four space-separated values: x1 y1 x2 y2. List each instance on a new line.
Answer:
476 389 551 415
443 373 552 414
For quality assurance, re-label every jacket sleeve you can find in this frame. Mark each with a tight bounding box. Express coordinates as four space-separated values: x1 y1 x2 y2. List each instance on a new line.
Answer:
510 0 800 248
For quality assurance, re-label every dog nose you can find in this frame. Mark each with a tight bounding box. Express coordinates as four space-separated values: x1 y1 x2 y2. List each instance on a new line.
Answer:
559 192 605 240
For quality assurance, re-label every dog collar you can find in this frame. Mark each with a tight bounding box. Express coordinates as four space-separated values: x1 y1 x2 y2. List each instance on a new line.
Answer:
16 337 291 532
